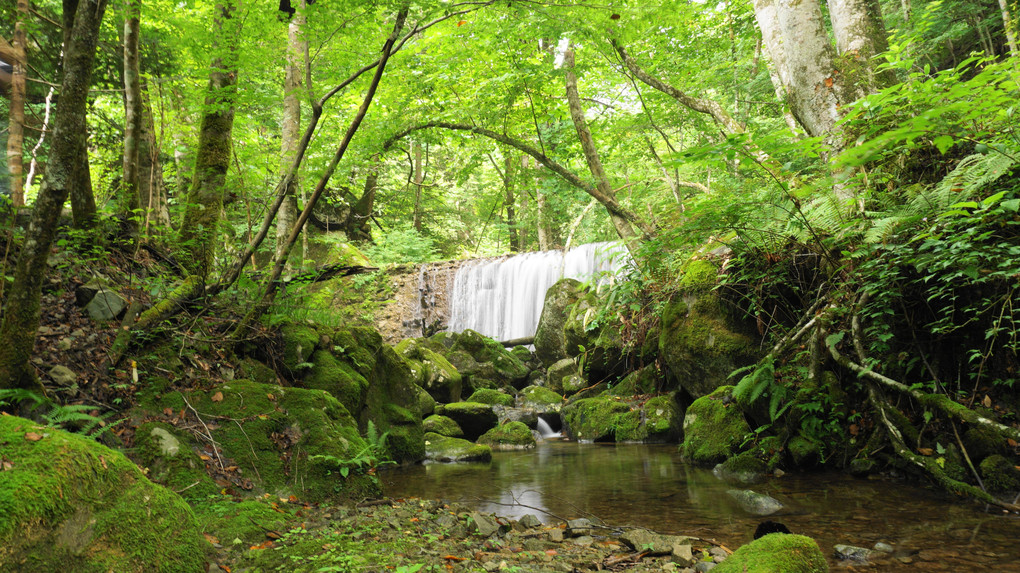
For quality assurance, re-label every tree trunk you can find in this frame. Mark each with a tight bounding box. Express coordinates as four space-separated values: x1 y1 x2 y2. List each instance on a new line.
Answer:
536 188 552 250
5 0 28 208
562 46 643 256
504 154 519 252
346 160 378 242
177 1 237 280
1000 0 1019 56
0 0 109 392
121 0 142 235
275 1 305 261
827 0 893 91
412 141 423 232
62 0 98 228
138 81 170 233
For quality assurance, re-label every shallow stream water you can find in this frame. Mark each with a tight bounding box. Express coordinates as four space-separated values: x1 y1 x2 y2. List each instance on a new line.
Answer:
382 441 1020 571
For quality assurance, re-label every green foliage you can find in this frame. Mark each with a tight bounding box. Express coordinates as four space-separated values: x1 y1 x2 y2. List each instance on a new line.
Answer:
0 389 120 440
308 421 393 480
362 225 440 265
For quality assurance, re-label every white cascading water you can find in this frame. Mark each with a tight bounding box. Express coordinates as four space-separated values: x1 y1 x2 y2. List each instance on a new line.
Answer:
535 417 561 439
446 242 630 342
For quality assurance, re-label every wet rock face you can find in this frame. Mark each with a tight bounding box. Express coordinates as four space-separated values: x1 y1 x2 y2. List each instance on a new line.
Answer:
534 278 585 367
681 385 751 465
438 401 499 441
0 415 207 572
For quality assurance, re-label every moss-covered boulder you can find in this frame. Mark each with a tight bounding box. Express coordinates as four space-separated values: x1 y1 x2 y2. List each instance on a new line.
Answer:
197 498 289 549
659 261 760 398
714 453 768 485
415 384 437 416
281 321 320 375
561 398 631 442
608 365 660 397
478 421 537 450
714 534 829 573
423 415 465 438
134 422 219 501
440 401 499 441
153 380 381 502
395 338 463 403
563 290 629 383
305 349 369 414
534 278 585 366
466 388 515 407
637 394 683 443
547 358 582 395
681 385 750 465
424 432 492 462
451 330 530 390
963 427 1008 463
519 385 564 413
787 434 822 468
979 455 1020 492
0 415 207 572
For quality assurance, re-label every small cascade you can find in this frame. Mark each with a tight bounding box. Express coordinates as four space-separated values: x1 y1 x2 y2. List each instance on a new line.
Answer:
535 418 562 439
446 242 630 342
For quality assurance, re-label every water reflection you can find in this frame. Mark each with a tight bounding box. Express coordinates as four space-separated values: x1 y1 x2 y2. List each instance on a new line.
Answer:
382 442 1020 570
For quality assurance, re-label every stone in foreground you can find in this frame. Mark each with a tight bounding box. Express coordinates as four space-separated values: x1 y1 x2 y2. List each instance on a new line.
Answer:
714 533 828 572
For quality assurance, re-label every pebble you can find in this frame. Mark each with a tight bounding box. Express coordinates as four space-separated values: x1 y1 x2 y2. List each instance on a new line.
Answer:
873 541 894 553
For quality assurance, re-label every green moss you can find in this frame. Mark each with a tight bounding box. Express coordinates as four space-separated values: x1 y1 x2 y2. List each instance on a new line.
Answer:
196 498 289 548
963 427 1008 462
452 330 529 388
519 385 564 411
397 338 463 403
562 397 632 442
237 357 279 385
330 327 379 378
0 415 207 572
364 345 426 464
466 388 515 407
641 394 682 442
304 349 369 414
534 278 585 366
424 432 492 462
609 365 659 396
979 455 1020 492
478 421 537 449
678 258 719 290
414 384 436 416
280 322 319 374
423 415 464 437
681 385 751 465
714 534 828 573
787 434 821 468
133 422 219 502
441 402 498 441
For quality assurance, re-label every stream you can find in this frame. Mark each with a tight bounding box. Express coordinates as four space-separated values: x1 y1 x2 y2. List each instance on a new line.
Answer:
382 441 1020 571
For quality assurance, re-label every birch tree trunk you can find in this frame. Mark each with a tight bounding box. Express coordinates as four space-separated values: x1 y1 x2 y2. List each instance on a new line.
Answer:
121 0 142 235
275 1 306 260
0 0 109 392
5 0 28 208
828 0 893 90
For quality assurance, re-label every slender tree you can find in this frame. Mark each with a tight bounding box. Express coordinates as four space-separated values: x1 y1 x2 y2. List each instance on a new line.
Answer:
0 0 109 392
121 0 143 236
5 0 28 208
275 0 307 261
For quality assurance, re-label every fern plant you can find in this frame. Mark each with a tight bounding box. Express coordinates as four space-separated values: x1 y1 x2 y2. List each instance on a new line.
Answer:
0 389 121 440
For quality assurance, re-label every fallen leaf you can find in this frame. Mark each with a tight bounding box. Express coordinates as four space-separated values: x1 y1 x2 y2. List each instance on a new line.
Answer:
918 448 934 456
211 391 224 402
224 465 238 472
983 395 992 408
849 423 859 436
610 13 620 19
456 20 467 26
265 531 283 540
203 533 219 544
1 461 13 471
267 393 276 401
443 556 467 561
99 455 107 469
164 407 174 416
288 495 299 503
199 454 211 461
24 432 43 442
1008 438 1018 447
824 77 834 87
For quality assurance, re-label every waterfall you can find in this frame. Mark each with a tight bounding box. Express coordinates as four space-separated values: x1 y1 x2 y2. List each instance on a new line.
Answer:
535 418 561 439
446 242 630 341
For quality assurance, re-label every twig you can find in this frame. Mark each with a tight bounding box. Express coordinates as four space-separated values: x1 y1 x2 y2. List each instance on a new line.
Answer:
182 395 224 470
175 480 201 494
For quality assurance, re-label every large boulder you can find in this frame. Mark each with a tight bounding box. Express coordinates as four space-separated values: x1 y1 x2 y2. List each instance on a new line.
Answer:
681 385 751 465
450 330 530 390
477 421 537 450
561 397 631 442
440 401 499 441
0 415 206 572
714 534 829 573
423 415 464 438
534 278 585 366
151 380 382 502
659 260 760 398
466 388 515 407
563 290 630 384
395 338 463 403
280 321 320 375
424 432 492 462
546 358 583 395
518 385 564 413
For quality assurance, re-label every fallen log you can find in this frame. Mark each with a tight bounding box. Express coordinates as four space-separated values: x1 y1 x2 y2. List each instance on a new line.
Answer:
500 336 534 347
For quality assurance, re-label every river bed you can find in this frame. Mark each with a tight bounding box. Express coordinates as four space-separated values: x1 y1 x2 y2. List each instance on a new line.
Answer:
382 441 1020 571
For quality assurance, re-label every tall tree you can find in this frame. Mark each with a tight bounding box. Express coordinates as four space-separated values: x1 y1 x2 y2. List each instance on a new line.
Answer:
63 0 98 227
5 0 28 208
0 0 109 392
121 0 142 235
275 0 307 261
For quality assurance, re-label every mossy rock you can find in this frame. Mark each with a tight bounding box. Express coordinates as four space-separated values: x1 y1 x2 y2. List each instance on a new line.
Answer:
395 338 463 403
561 397 631 442
167 380 380 502
963 427 1008 463
415 384 436 417
563 292 630 383
510 345 536 367
0 415 206 572
640 394 682 442
331 241 372 266
534 278 585 367
362 342 426 464
423 415 464 438
787 434 821 469
478 421 537 450
546 358 577 394
608 365 659 397
134 422 219 501
979 455 1020 492
466 388 515 407
305 349 369 414
441 401 498 441
714 452 768 485
451 330 530 389
519 385 564 413
658 275 760 398
714 534 828 573
281 322 320 375
681 385 751 465
237 357 279 385
424 432 492 462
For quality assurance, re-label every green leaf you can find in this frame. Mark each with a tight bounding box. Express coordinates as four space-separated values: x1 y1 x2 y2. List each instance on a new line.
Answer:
932 135 954 154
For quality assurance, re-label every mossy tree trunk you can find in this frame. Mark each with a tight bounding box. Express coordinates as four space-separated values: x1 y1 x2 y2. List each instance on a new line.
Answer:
177 1 237 280
62 0 99 229
0 0 109 392
120 0 143 237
